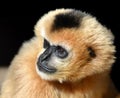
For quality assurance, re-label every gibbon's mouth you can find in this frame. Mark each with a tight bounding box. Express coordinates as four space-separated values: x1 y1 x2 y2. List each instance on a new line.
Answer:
37 61 57 73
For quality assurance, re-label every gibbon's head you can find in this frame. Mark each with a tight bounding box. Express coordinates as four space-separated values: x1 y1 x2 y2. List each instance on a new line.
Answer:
34 8 115 83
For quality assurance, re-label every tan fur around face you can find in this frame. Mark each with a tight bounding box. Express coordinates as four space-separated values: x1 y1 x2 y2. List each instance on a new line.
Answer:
34 9 116 82
0 8 118 98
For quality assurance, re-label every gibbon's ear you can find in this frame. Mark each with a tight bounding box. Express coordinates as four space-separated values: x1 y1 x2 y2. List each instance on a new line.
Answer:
87 47 96 58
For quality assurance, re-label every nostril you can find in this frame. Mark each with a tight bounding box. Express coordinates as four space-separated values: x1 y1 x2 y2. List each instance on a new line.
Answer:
40 47 52 61
37 57 57 73
41 61 48 66
39 54 51 63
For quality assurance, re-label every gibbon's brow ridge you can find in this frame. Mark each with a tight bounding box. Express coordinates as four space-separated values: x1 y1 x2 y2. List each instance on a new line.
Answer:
52 10 86 31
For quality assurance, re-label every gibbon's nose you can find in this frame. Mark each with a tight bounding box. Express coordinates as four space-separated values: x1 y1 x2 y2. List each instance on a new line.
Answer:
37 57 57 73
37 47 57 73
40 47 52 62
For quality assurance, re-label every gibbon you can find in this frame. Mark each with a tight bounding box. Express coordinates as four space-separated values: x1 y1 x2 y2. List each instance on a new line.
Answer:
0 8 118 98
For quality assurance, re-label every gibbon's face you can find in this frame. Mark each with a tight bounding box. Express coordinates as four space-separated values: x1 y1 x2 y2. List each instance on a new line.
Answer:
35 9 115 83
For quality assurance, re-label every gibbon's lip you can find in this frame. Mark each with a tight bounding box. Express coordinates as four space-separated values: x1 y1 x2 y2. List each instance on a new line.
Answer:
37 62 56 73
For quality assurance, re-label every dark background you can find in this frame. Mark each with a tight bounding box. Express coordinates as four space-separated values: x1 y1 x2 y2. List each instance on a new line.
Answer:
0 0 120 91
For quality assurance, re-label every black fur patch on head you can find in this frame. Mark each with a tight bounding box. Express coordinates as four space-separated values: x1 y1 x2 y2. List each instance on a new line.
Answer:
52 10 86 31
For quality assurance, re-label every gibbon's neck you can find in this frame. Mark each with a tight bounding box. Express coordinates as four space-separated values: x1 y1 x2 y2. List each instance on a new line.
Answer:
48 72 110 92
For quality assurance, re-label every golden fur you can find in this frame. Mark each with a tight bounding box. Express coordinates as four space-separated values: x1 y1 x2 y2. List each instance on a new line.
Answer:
0 8 118 98
117 95 120 98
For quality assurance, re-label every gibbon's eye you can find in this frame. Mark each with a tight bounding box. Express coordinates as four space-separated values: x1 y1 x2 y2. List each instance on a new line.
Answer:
88 47 96 58
43 39 50 49
55 46 68 58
